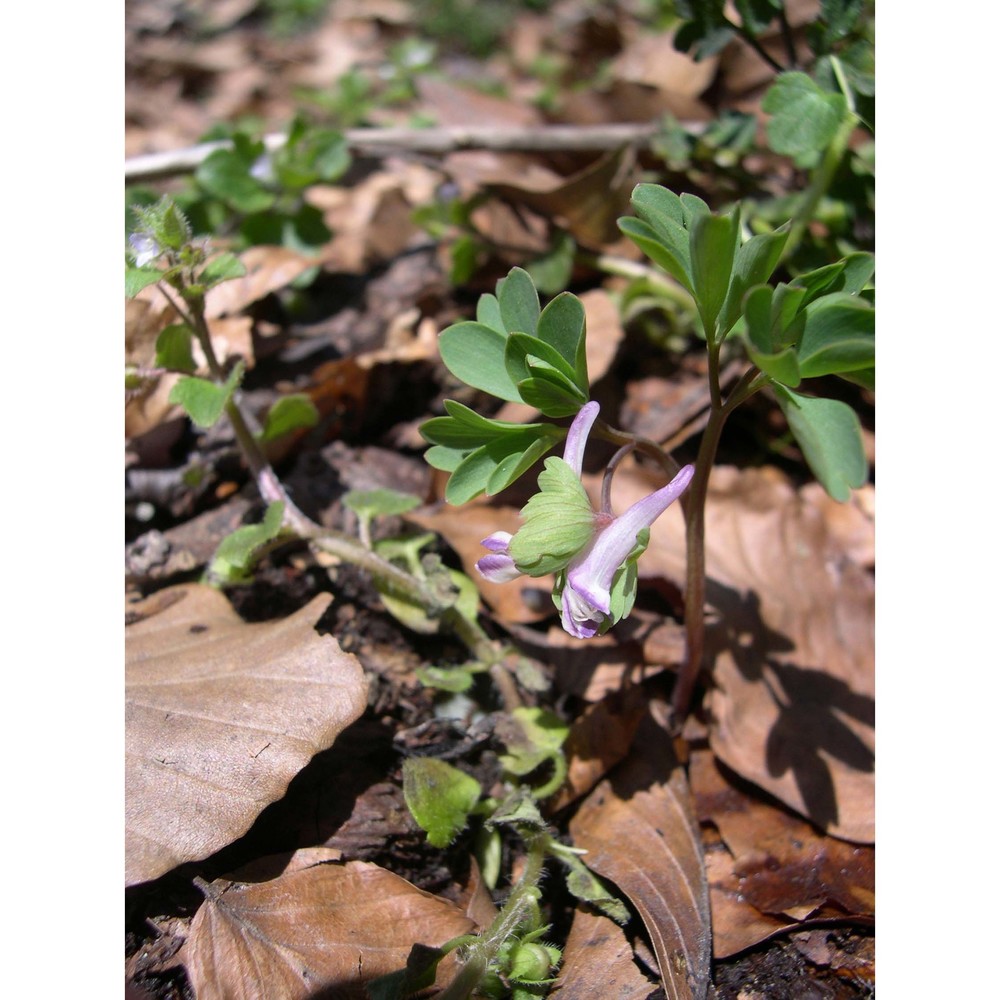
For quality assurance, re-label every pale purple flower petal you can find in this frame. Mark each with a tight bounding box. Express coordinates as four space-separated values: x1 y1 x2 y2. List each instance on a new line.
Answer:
476 531 523 582
481 531 513 552
560 578 605 638
129 232 160 268
566 463 695 620
563 401 600 477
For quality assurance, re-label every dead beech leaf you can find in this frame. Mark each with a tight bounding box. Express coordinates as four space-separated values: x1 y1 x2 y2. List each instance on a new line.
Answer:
550 686 647 812
569 708 711 1000
552 908 657 999
125 585 368 886
689 750 875 957
181 858 476 1000
203 246 315 319
597 463 874 843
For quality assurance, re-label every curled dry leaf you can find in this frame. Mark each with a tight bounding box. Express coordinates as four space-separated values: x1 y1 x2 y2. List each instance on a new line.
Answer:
689 749 874 958
181 857 476 1000
569 707 711 1000
552 908 657 1000
601 463 875 842
125 585 368 886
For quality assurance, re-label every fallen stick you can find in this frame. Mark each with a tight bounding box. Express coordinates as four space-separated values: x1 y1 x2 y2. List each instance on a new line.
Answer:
125 121 703 184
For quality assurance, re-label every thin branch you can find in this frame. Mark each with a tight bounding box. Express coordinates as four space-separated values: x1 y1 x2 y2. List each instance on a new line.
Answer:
124 122 704 184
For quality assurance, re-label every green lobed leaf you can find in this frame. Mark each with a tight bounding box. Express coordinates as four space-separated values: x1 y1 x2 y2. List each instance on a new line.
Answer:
498 266 540 336
343 487 421 519
438 321 523 402
423 445 465 472
125 266 162 298
507 457 595 575
617 218 695 295
797 294 875 377
259 393 319 442
762 72 849 163
168 362 244 429
207 501 287 585
742 286 801 386
476 292 505 333
505 332 582 391
484 427 566 496
445 427 563 505
517 375 588 418
718 227 789 335
200 251 247 287
774 386 868 502
535 292 589 387
154 323 197 373
403 758 482 849
690 208 740 338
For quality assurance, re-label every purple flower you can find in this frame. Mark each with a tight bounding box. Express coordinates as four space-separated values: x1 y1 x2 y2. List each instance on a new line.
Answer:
129 231 161 268
476 531 522 583
559 462 694 637
474 400 694 638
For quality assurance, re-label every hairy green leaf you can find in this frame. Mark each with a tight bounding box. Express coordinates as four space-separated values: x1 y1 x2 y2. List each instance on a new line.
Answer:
259 393 319 442
403 758 482 849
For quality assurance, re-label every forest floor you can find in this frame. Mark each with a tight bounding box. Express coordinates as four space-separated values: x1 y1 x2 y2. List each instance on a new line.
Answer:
125 2 875 997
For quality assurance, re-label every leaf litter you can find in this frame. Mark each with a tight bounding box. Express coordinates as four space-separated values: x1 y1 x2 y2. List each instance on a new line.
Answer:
126 1 875 996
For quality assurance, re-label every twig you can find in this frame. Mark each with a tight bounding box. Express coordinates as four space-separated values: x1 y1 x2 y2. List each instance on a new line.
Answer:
124 122 704 184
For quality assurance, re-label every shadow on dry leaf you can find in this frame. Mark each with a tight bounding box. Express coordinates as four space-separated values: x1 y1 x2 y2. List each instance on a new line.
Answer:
569 706 711 1000
603 464 874 843
125 585 368 886
703 583 874 839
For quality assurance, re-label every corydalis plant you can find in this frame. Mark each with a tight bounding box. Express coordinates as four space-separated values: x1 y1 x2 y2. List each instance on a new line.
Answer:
477 402 694 639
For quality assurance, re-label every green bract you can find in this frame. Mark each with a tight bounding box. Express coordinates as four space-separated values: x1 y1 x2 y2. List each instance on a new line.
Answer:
507 458 595 576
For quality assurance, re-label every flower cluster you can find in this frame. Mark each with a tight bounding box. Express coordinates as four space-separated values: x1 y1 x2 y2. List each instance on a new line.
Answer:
476 401 694 638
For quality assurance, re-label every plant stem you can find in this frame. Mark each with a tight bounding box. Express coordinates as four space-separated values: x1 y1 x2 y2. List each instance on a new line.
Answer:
672 361 767 724
437 833 548 1000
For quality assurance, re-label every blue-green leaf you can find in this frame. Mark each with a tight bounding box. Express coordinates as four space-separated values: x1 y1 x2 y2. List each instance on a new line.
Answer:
536 292 588 387
498 266 540 336
797 294 875 377
438 321 522 402
690 209 740 337
774 386 868 501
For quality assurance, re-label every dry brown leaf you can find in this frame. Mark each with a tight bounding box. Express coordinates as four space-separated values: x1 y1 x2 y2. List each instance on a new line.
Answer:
203 245 315 319
595 463 874 843
612 30 718 97
181 858 476 1000
550 686 647 812
125 585 368 885
552 908 657 999
690 749 874 958
569 707 711 1000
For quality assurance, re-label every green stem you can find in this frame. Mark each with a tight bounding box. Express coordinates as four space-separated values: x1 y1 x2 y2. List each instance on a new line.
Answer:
672 364 766 723
437 833 548 1000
